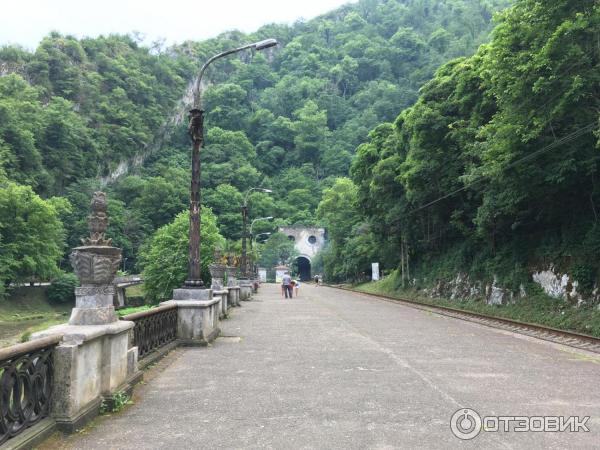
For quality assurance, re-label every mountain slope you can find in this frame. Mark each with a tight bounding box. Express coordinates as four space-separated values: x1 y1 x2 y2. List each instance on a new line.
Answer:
0 0 511 276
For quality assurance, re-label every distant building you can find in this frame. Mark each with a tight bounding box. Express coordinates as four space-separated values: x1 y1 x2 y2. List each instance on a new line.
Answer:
278 226 326 281
258 267 267 283
274 265 289 283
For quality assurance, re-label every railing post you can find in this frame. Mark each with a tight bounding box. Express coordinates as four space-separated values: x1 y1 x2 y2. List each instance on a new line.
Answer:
226 266 241 307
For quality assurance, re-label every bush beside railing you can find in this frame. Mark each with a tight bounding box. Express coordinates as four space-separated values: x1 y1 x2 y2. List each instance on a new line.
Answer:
0 334 62 445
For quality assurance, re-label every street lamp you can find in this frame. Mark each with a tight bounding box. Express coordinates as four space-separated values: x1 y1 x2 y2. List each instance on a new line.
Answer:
249 217 274 278
185 39 278 288
241 189 273 279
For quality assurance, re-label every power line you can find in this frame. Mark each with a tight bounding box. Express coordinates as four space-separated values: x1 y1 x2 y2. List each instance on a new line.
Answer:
393 52 597 219
406 122 597 216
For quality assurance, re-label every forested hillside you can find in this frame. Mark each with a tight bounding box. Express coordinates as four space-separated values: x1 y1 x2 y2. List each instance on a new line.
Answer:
320 0 600 303
0 0 509 295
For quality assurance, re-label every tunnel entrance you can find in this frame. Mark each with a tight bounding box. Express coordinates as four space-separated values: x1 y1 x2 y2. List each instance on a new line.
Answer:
296 257 311 281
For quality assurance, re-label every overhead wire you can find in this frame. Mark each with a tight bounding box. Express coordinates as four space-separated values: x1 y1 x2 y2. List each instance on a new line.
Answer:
400 48 598 217
406 122 597 216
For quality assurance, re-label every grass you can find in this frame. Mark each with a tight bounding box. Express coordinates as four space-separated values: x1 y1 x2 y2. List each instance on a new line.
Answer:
117 305 151 316
0 284 152 347
354 272 600 338
100 391 133 414
0 286 72 346
125 284 144 297
0 287 71 321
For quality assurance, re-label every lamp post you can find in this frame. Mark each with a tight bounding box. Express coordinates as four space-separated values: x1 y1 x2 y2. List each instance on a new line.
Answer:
241 189 272 279
185 39 277 288
249 217 273 278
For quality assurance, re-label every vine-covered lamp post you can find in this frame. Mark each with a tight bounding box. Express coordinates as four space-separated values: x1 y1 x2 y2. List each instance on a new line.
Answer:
185 39 277 289
241 189 272 279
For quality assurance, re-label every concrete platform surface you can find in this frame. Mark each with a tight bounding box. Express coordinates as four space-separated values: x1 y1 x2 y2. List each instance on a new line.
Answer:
44 284 600 449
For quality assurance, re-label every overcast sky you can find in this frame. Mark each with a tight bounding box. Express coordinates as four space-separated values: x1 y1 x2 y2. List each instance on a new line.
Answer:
0 0 355 50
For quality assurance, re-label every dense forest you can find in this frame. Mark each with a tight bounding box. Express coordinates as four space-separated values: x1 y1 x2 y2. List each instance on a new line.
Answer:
0 0 511 299
320 0 600 302
6 0 597 307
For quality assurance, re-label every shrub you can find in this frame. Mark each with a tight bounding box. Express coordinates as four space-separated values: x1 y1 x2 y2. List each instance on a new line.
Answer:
47 273 78 304
140 210 224 303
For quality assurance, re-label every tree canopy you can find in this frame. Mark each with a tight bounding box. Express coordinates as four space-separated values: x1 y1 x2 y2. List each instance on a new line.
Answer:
0 0 512 286
0 182 68 297
321 0 600 289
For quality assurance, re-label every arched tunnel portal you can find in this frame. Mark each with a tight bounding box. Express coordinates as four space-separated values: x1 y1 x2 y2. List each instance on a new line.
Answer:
296 256 311 282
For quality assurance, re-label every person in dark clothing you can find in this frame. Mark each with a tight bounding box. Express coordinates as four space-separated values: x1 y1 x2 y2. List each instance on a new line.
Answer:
282 272 293 298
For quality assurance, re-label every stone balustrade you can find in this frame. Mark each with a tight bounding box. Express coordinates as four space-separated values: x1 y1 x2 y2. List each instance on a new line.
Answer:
1 276 259 449
224 266 241 307
0 193 264 449
238 279 253 301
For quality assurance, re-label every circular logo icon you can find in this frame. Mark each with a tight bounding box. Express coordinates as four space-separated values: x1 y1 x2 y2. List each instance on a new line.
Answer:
450 408 482 440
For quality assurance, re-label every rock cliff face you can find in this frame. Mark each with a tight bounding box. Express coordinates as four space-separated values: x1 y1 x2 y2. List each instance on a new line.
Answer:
532 266 598 306
421 273 519 306
418 266 598 307
100 76 199 185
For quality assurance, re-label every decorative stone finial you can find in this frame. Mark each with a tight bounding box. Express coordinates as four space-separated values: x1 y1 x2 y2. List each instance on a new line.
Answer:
213 247 222 262
81 192 112 246
68 191 122 325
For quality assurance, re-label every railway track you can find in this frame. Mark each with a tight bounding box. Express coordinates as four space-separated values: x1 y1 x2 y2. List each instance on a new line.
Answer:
326 285 600 355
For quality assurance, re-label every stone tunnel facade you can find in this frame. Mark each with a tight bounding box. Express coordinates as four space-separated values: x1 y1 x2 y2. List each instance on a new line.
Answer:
278 226 326 262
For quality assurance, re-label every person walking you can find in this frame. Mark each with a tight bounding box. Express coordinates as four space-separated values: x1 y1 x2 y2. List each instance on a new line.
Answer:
281 272 293 299
294 279 300 297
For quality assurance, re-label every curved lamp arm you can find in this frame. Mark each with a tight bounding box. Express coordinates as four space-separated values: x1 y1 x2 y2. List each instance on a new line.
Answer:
250 216 274 235
193 39 277 109
243 187 273 206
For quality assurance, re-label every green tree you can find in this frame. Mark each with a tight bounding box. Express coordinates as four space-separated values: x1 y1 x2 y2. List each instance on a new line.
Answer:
132 175 188 229
0 182 67 296
204 184 244 239
38 97 97 195
0 74 46 188
292 100 330 165
258 232 298 268
47 272 78 304
316 178 366 281
140 209 224 303
204 83 250 131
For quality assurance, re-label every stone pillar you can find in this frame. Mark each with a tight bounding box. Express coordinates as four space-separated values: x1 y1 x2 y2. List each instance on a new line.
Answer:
226 267 241 307
165 287 220 345
68 192 122 325
32 192 141 432
209 254 229 317
213 289 229 319
239 279 253 301
115 287 126 308
163 244 223 344
209 262 226 290
33 322 139 432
